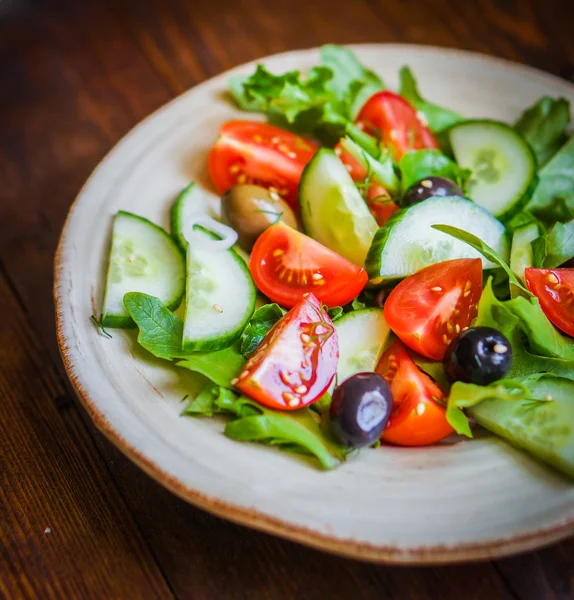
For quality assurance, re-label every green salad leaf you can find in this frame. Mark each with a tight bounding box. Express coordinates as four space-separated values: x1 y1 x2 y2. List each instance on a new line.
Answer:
531 220 574 268
514 96 571 167
447 375 574 479
124 292 184 359
431 224 529 295
398 66 463 132
528 137 574 223
340 136 399 192
229 45 384 146
240 303 286 358
398 149 471 192
177 346 245 388
184 385 347 469
326 306 344 321
475 279 574 377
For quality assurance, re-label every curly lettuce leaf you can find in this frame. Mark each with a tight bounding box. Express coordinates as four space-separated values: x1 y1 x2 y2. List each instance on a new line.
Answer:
514 96 571 167
398 66 463 132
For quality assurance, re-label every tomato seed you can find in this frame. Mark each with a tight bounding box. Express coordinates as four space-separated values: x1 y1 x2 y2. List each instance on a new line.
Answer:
546 273 559 285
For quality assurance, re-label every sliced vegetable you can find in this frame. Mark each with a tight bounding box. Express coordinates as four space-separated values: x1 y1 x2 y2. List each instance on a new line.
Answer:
447 375 574 479
299 148 378 266
208 121 317 207
383 258 482 360
235 293 338 410
525 268 574 337
170 182 210 251
240 303 286 358
249 222 368 308
447 120 537 219
102 211 185 328
365 184 400 226
334 308 390 383
366 196 509 282
376 340 453 446
182 226 256 352
510 222 540 285
356 91 438 160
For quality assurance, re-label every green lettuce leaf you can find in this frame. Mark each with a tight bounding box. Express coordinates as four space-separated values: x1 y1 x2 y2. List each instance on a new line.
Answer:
340 136 399 192
514 97 570 167
531 220 574 268
240 303 286 358
124 292 184 360
399 149 471 192
528 137 574 223
398 66 463 132
177 346 245 388
184 385 347 469
447 375 574 479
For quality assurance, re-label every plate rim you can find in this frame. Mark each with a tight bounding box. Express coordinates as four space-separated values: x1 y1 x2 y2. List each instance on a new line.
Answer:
54 43 574 564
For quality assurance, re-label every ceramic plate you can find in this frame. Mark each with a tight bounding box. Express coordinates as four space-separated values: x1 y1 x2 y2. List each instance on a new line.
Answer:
55 44 574 564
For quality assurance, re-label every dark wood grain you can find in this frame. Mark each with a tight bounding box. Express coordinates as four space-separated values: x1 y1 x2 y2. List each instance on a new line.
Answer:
1 0 574 598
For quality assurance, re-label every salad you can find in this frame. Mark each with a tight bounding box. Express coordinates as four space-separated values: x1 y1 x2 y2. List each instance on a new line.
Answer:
92 45 574 477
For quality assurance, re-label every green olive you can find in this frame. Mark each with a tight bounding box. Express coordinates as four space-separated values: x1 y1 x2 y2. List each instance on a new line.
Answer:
221 184 297 251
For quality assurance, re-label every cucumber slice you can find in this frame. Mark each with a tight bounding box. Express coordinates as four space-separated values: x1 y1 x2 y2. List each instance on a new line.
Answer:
299 148 378 267
365 195 509 282
510 222 541 284
183 227 256 352
334 308 390 383
171 182 209 251
447 120 536 219
102 211 185 328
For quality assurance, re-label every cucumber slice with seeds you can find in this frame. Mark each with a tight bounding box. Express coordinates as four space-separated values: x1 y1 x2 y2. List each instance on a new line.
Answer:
447 120 536 220
102 211 185 328
365 195 509 282
182 227 256 352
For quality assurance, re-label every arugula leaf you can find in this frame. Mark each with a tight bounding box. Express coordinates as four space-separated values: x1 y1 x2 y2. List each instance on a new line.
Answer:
514 97 570 167
398 66 463 132
177 346 245 388
340 136 399 192
124 292 183 359
528 137 574 223
184 386 346 469
399 149 471 192
448 375 574 479
431 224 529 295
531 220 574 268
240 303 286 358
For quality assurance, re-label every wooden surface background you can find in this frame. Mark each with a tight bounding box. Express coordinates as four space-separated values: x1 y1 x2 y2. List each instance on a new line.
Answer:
1 0 574 598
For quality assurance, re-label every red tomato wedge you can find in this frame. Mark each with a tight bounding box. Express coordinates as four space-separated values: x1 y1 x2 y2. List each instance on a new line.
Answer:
384 259 482 360
376 340 453 446
250 222 368 308
525 268 574 337
366 184 400 226
356 91 438 160
208 121 317 208
235 293 338 410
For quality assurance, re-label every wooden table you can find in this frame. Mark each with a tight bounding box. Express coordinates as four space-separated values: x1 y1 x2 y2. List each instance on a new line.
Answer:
1 0 573 597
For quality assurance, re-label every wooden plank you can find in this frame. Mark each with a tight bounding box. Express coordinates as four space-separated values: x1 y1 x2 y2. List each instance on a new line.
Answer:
0 271 173 599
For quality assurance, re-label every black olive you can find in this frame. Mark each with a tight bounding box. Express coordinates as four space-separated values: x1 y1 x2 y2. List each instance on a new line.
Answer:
443 327 512 386
330 373 393 448
402 176 463 207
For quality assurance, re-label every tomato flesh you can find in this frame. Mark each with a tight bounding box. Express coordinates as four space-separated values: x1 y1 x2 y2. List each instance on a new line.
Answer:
384 259 482 360
356 91 438 160
376 340 453 446
525 268 574 337
208 121 317 208
236 293 338 410
250 222 368 308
